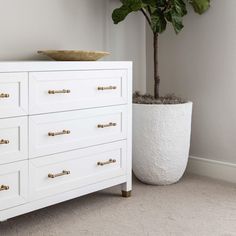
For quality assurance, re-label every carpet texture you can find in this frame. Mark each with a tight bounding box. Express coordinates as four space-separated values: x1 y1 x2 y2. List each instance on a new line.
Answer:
0 174 236 236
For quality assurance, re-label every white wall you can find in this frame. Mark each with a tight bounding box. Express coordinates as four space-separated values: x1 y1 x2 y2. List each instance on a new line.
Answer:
147 0 236 164
0 0 107 60
0 0 146 92
106 0 146 92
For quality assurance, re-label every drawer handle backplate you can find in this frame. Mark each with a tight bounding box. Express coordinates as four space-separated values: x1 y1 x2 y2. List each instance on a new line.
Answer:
97 122 117 129
97 159 116 166
48 89 71 94
48 170 71 179
0 139 10 145
97 86 117 91
0 93 10 98
48 130 71 137
0 185 10 191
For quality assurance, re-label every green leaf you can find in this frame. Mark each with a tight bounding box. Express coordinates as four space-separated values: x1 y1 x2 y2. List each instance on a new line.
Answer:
151 11 167 33
112 0 211 34
164 11 172 23
164 0 186 34
112 0 143 24
190 0 210 14
171 0 187 17
157 0 166 7
170 10 184 33
112 6 132 24
141 0 157 7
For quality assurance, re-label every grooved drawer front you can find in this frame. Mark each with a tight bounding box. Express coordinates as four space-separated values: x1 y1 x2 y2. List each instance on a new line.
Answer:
29 141 126 200
0 73 28 118
29 106 127 158
29 70 128 114
0 117 28 164
0 161 28 211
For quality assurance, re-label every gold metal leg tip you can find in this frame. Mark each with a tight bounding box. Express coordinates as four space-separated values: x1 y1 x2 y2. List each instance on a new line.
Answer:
122 190 131 198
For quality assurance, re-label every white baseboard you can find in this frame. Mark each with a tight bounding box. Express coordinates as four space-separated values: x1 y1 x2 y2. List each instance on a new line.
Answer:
187 156 236 184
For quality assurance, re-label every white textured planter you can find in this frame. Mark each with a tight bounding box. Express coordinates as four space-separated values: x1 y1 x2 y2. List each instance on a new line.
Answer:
133 102 192 185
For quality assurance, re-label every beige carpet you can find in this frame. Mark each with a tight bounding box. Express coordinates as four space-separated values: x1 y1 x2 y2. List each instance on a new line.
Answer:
0 174 236 236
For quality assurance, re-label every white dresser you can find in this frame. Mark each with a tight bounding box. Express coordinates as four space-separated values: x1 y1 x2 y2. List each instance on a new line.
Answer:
0 61 132 221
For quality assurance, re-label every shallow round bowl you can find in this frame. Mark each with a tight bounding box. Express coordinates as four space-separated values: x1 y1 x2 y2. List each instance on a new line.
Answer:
38 50 110 61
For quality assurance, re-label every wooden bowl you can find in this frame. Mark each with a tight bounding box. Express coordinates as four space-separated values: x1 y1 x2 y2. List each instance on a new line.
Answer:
38 50 110 61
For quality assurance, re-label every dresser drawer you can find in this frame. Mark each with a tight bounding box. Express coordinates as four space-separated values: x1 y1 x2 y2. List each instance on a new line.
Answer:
29 141 126 200
29 106 127 158
0 73 28 118
29 70 128 114
0 161 28 211
0 117 28 164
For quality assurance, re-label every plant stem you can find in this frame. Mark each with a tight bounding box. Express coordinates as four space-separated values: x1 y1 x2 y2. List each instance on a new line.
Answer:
154 33 160 99
141 8 151 27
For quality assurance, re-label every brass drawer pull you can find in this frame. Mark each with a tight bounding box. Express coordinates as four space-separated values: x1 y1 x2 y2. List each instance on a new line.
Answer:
97 122 117 129
48 89 71 94
0 139 10 145
97 86 117 91
97 159 116 166
0 93 10 98
48 170 71 179
0 185 10 191
48 130 71 137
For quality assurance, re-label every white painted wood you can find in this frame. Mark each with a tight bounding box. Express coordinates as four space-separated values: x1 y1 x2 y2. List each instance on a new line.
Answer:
187 156 236 184
0 175 127 222
0 61 132 221
0 61 132 73
0 161 28 211
0 73 28 118
29 141 126 200
29 70 128 114
122 66 132 193
29 106 127 158
0 117 28 164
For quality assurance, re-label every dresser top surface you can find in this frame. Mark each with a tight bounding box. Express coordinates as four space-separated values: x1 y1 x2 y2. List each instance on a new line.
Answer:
0 61 132 73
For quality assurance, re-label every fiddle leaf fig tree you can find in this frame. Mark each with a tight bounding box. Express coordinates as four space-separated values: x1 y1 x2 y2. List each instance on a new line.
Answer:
112 0 210 99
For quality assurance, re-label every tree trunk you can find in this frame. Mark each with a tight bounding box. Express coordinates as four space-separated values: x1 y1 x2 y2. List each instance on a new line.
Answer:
154 33 160 99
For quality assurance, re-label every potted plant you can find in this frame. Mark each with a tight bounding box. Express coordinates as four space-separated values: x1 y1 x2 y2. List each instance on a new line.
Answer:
112 0 210 185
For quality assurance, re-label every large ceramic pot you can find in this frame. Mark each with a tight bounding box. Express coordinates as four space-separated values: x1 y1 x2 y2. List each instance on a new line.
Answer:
133 102 192 185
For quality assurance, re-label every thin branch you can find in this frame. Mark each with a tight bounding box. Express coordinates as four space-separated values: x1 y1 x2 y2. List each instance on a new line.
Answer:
141 8 151 27
162 0 172 13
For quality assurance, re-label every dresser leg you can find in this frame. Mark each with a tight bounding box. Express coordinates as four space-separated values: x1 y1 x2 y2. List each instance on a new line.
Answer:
122 190 131 198
121 178 132 198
